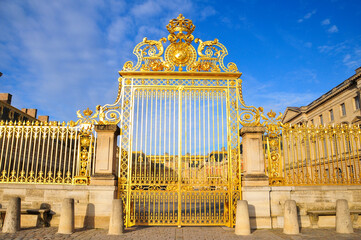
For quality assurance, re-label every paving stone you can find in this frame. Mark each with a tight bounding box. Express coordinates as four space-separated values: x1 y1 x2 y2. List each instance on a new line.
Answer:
0 226 360 239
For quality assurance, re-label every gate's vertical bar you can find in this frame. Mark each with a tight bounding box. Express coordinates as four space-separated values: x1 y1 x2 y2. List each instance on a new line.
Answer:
216 91 220 184
7 124 15 179
135 90 140 182
25 125 33 179
149 90 154 182
144 90 149 181
168 90 171 183
198 90 202 182
126 82 135 227
158 90 163 181
163 90 167 184
173 90 176 183
227 82 233 227
186 90 193 184
154 90 158 182
203 90 206 188
16 124 24 180
177 87 183 227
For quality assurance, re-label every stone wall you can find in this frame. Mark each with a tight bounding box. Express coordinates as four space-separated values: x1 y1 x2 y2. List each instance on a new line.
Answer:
242 185 361 229
0 183 116 229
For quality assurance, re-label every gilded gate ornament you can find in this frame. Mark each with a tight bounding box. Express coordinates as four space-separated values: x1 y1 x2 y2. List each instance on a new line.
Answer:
89 14 261 127
262 110 284 185
121 14 238 73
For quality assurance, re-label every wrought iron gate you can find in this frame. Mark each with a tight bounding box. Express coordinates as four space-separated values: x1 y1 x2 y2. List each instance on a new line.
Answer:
93 14 262 227
119 80 239 227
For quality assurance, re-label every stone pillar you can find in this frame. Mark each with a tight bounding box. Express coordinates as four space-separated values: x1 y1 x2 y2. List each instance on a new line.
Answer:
240 126 268 186
240 126 271 229
58 198 74 234
283 200 299 235
108 199 124 235
87 124 120 229
2 197 21 233
235 200 251 235
91 124 120 186
336 199 353 234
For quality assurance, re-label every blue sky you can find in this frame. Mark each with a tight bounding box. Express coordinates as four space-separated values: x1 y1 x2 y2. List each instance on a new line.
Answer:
1 0 361 122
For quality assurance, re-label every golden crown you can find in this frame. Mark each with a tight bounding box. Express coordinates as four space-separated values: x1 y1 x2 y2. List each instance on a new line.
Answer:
166 14 195 34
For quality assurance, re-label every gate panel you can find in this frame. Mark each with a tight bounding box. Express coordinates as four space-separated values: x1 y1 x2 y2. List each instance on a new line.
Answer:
126 86 231 226
129 88 180 225
180 89 229 225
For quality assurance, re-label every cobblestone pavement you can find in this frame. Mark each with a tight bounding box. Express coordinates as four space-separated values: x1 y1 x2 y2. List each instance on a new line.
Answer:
0 227 361 240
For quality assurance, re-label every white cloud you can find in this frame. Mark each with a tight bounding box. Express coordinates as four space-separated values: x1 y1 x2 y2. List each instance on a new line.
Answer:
321 19 330 25
318 39 361 69
0 0 201 122
200 6 217 20
342 49 361 69
305 42 312 48
298 10 316 23
343 54 351 62
328 25 339 33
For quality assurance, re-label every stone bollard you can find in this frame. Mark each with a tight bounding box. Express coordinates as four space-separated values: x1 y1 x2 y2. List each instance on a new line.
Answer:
283 200 299 235
2 197 21 233
336 199 353 234
235 200 251 235
57 198 74 234
108 199 124 235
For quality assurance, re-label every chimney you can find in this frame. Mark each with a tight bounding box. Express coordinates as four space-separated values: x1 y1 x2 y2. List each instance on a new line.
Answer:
27 109 37 118
0 93 12 105
356 66 361 74
38 115 49 122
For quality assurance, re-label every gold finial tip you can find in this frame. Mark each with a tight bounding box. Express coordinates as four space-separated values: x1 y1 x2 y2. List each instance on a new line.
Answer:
267 110 277 118
166 14 195 35
83 108 93 117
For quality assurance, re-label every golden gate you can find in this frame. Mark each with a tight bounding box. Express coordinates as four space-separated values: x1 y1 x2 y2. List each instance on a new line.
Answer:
95 14 262 227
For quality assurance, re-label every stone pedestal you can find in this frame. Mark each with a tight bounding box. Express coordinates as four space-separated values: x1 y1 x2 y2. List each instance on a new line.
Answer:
235 200 251 235
58 198 74 234
283 200 299 234
2 197 21 233
108 199 124 235
240 126 271 228
336 199 353 233
240 126 268 186
91 124 120 186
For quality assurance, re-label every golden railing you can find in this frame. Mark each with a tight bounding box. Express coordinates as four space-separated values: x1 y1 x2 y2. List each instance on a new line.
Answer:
0 120 95 185
264 121 361 185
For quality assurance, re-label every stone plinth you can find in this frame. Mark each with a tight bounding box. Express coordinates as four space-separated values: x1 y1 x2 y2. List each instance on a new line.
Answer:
240 126 268 186
91 124 120 186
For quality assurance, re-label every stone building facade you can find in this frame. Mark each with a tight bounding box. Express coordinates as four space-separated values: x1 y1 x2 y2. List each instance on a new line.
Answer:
0 93 49 122
283 67 361 125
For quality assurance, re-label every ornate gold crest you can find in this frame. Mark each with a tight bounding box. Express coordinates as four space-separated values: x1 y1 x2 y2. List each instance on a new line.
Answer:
121 14 238 73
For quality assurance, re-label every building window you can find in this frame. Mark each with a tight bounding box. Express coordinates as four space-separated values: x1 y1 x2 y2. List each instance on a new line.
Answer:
319 114 323 125
354 96 360 110
329 109 334 121
311 119 314 125
341 103 346 116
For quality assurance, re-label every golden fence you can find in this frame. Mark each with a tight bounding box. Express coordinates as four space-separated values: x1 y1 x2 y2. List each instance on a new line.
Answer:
0 120 95 185
264 123 361 186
